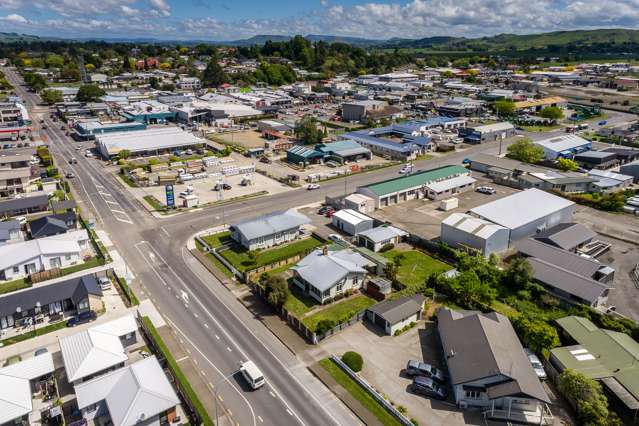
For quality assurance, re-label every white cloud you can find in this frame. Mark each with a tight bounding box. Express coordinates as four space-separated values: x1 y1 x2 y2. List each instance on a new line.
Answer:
149 0 171 16
1 13 28 24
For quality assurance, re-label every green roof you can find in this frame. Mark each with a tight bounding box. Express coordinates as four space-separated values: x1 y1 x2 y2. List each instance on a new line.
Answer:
362 165 470 196
551 316 639 402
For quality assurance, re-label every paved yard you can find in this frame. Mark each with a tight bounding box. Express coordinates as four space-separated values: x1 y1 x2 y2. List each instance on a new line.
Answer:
308 321 483 426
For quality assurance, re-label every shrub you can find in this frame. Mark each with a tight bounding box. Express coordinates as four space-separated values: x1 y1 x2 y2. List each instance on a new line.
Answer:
411 419 419 426
315 319 336 335
341 351 363 372
397 405 407 415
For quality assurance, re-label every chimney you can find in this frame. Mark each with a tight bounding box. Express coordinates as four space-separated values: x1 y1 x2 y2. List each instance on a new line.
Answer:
322 246 328 256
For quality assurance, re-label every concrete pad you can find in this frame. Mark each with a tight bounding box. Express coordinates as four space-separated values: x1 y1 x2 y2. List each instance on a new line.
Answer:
138 299 166 328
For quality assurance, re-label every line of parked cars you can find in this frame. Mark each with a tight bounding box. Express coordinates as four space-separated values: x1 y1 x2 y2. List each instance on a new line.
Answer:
404 359 448 400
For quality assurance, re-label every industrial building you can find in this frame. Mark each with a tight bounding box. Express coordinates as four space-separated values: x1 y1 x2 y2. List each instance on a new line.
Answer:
620 159 639 182
331 209 374 235
74 121 147 140
357 165 473 208
440 213 510 256
459 122 516 144
342 124 435 161
95 127 205 158
469 188 576 241
534 134 592 160
341 100 386 122
574 150 619 170
286 140 372 166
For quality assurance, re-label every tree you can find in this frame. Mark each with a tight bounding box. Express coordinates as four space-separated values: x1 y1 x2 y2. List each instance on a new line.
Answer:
294 115 323 145
494 99 516 116
385 253 404 283
539 106 564 120
76 84 106 102
451 270 497 309
557 157 579 171
503 257 534 290
40 89 63 105
341 351 363 372
558 369 619 426
265 276 290 309
117 149 131 160
45 54 65 69
512 316 560 353
506 137 544 163
202 59 228 87
23 72 47 92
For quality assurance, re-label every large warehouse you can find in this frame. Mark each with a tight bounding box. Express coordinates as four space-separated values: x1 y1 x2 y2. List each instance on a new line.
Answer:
534 134 592 160
469 188 576 242
96 127 206 158
440 213 510 256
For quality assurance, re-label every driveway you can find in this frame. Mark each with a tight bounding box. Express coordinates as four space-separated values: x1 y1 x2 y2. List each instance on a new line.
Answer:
307 321 483 426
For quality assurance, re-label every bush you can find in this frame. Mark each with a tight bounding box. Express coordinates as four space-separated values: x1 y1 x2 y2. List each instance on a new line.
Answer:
315 319 336 334
379 243 395 253
411 419 419 426
341 351 363 372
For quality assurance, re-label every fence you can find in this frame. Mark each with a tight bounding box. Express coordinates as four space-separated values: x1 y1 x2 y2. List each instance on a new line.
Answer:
329 355 414 426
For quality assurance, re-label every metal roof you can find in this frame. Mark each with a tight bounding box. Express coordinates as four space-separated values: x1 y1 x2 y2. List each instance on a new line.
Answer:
442 213 508 239
469 188 575 230
517 238 603 278
438 308 550 403
0 194 49 215
356 226 408 243
534 222 596 251
360 165 469 197
367 294 425 325
231 209 310 241
332 209 372 226
292 248 371 292
0 230 87 271
75 356 179 426
96 127 204 156
534 134 591 153
425 174 476 193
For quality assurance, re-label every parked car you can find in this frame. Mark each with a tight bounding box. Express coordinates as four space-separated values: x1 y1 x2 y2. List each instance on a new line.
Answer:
462 158 471 165
69 157 77 164
307 183 321 190
328 234 346 244
98 277 112 291
525 349 547 380
317 206 334 215
66 171 75 179
405 360 447 383
259 156 271 164
214 183 231 191
476 186 496 195
598 120 608 126
67 311 97 327
410 376 447 400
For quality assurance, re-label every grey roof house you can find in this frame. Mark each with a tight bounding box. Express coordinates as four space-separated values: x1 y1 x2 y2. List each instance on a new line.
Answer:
230 209 311 251
29 212 77 239
437 308 552 425
366 294 425 335
292 247 372 304
0 219 23 245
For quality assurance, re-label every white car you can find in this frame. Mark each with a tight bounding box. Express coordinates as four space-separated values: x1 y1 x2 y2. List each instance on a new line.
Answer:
14 216 27 226
328 233 346 244
476 186 497 195
307 183 320 190
98 277 112 291
525 349 547 380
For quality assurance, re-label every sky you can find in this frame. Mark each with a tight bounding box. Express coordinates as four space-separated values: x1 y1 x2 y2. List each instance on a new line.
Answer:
1 0 639 41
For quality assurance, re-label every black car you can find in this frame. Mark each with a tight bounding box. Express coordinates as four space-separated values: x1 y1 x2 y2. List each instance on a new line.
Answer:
317 206 334 215
411 376 447 400
67 311 97 327
405 360 447 383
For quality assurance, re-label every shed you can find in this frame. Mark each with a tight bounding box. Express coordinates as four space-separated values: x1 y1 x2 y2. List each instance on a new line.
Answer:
441 213 510 256
366 294 425 335
331 209 374 235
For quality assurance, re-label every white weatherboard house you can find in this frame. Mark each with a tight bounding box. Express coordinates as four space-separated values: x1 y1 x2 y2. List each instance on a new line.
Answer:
469 188 575 242
292 247 372 303
0 229 90 281
75 356 180 426
440 213 510 256
230 209 311 251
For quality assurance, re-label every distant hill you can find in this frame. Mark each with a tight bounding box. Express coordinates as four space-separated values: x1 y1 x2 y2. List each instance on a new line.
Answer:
0 32 46 42
223 34 383 47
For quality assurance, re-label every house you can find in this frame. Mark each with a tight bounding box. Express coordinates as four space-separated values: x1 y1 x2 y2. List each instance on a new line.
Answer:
28 211 77 239
75 356 180 426
357 165 474 208
292 247 372 303
469 188 576 242
459 122 516 144
550 316 639 423
0 352 55 426
0 219 23 245
533 222 596 252
366 294 425 335
230 209 310 251
517 238 614 308
588 169 634 192
440 213 510 256
437 308 552 425
60 314 138 384
356 226 408 252
574 150 619 170
0 229 90 281
0 193 49 217
331 209 374 235
0 273 104 330
0 151 34 197
534 134 592 160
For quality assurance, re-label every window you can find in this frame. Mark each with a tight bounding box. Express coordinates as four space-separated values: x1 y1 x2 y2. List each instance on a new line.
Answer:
12 266 18 273
465 390 481 399
353 276 359 285
336 283 343 293
65 254 71 260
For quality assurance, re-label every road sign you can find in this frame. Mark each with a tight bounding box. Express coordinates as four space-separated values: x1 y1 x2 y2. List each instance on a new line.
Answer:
165 184 175 208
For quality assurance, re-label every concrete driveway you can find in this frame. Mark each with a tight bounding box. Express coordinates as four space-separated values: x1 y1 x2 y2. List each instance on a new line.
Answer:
308 321 484 426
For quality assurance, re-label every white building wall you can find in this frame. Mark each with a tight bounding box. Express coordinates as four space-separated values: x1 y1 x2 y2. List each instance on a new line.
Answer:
387 312 419 335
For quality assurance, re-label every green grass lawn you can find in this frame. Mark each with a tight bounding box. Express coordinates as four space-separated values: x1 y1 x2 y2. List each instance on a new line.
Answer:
319 358 402 426
284 284 318 317
216 235 325 272
302 294 376 332
201 231 233 248
382 249 451 291
520 124 562 132
0 278 30 295
143 195 165 211
195 239 234 279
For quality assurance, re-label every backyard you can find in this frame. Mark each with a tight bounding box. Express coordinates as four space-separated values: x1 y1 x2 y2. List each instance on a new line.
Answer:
301 294 376 333
382 249 451 294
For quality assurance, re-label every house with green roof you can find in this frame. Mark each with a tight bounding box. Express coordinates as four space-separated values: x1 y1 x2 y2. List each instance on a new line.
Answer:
550 316 639 420
356 165 475 208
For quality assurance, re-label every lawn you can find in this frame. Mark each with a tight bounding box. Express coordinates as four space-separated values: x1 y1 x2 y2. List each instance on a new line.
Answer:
520 124 562 132
319 358 402 426
215 235 325 272
0 320 68 347
302 294 376 332
195 239 234 279
201 231 233 248
0 278 30 295
382 249 451 291
284 284 318 317
143 195 165 211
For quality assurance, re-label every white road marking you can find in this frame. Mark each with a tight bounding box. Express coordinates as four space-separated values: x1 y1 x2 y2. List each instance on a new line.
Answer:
269 391 276 398
287 409 294 416
193 312 199 318
175 356 189 362
226 346 232 352
257 416 263 423
204 323 209 329
110 209 126 214
215 334 220 340
193 358 199 365
161 227 170 237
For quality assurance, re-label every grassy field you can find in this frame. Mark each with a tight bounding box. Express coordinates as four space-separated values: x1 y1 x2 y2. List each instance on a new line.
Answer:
302 294 376 332
319 358 402 426
519 124 562 132
382 249 451 292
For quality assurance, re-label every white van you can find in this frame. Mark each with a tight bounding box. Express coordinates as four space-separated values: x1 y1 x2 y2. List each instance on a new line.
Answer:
240 360 265 390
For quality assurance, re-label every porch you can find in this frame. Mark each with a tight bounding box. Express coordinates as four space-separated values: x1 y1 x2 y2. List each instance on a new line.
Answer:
483 404 554 425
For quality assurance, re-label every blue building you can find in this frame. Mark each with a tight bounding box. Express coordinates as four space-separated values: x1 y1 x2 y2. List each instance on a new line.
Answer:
74 121 147 140
342 123 435 160
286 139 371 166
534 134 592 160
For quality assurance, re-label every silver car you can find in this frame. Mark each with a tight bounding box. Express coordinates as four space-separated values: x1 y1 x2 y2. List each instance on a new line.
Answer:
525 349 547 380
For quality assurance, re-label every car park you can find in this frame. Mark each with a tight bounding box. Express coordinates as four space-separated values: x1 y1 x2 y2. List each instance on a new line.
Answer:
405 360 447 383
524 349 547 380
476 186 496 194
410 376 447 400
66 311 97 327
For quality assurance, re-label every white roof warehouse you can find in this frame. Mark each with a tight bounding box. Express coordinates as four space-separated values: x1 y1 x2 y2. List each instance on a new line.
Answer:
96 127 205 158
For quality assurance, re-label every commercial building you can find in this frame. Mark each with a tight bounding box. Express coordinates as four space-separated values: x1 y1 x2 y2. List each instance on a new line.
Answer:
440 213 510 256
74 121 147 140
459 122 516 144
550 316 639 423
620 159 639 182
357 165 474 208
469 188 576 241
342 124 434 161
436 97 485 117
230 209 310 251
121 100 177 124
286 140 372 166
96 127 206 158
343 193 375 214
331 209 374 235
574 150 619 170
342 100 386 122
438 308 552 425
177 76 201 90
514 96 567 112
588 169 634 192
534 134 592 160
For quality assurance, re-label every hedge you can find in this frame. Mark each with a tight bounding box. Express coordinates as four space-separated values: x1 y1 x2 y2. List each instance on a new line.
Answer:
141 317 214 426
116 275 139 306
341 351 364 372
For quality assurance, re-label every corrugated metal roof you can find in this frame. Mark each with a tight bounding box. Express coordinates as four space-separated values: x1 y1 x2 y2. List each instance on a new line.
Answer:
231 209 310 241
425 175 476 193
534 134 590 153
356 226 407 243
361 165 469 196
442 213 507 239
292 249 371 292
